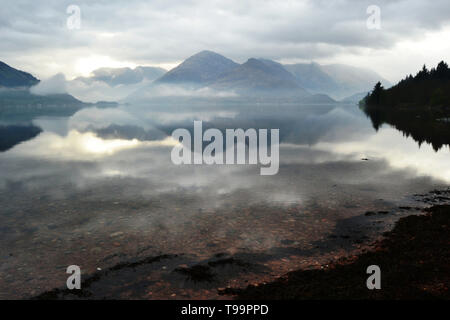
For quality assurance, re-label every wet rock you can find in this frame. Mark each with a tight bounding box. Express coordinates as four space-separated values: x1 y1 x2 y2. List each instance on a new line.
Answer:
109 231 124 238
174 265 216 282
90 247 102 254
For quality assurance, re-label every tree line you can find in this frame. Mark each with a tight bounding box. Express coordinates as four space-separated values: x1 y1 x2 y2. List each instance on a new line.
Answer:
360 61 450 108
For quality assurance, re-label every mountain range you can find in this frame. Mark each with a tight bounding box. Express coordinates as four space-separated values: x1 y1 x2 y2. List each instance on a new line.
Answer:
75 66 166 87
129 51 324 102
151 51 308 96
0 52 390 104
0 61 116 119
128 51 390 102
210 58 307 95
283 62 390 99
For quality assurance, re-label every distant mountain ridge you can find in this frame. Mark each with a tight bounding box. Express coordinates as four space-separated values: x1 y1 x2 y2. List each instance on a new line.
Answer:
1 52 389 105
0 62 111 119
0 61 39 87
284 62 338 95
0 88 91 120
284 62 391 100
75 66 166 86
128 51 388 102
340 91 368 103
210 58 306 95
128 51 317 101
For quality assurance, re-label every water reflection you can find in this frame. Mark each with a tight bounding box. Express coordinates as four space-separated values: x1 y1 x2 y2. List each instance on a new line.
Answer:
362 105 450 151
0 102 449 298
315 126 450 182
0 124 42 152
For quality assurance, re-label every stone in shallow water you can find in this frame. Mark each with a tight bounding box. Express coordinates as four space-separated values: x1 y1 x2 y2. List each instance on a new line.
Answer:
110 231 124 238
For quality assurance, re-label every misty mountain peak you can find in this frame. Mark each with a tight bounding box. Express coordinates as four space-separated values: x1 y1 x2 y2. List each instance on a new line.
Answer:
192 50 226 58
155 50 238 84
245 57 264 66
74 66 166 87
284 62 391 99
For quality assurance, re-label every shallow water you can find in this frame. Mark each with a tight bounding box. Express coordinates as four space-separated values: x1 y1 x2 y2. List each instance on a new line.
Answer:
0 102 449 299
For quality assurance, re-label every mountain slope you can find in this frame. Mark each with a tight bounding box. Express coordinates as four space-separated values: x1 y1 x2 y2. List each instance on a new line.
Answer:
0 88 92 120
284 62 390 99
210 58 309 96
340 91 368 103
155 50 239 85
321 63 390 99
284 62 340 94
0 61 39 87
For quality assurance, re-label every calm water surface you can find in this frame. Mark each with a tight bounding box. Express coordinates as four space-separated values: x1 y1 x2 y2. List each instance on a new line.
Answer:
0 103 449 298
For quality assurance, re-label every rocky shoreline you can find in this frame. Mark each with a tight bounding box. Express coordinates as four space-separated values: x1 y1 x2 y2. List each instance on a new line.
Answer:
31 189 450 300
221 204 449 299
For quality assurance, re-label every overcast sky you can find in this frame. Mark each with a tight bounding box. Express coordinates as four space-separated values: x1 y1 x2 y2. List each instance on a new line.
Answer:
1 0 450 82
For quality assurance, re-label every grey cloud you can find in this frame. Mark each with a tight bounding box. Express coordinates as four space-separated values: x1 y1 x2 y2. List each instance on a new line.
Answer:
0 0 449 77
